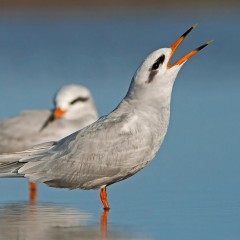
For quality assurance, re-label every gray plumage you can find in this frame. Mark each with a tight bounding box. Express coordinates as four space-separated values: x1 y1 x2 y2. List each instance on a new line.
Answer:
0 84 98 153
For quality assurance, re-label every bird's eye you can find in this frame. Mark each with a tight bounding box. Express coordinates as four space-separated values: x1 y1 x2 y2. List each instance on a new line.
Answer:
152 62 160 70
151 54 165 71
70 97 89 105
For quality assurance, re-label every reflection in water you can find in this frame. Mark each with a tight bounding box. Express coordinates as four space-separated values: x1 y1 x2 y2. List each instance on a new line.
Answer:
101 209 109 239
0 203 90 240
0 203 148 240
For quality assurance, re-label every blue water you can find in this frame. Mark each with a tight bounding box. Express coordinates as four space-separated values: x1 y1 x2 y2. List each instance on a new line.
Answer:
0 10 239 240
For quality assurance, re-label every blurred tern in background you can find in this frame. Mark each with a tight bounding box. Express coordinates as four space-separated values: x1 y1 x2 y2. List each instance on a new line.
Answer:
0 84 98 202
0 25 211 209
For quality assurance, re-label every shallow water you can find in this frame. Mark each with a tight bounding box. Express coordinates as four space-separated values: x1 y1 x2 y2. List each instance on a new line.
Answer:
0 202 147 240
0 10 239 240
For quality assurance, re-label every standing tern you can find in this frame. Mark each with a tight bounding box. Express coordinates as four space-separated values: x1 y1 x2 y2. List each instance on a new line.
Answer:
0 84 98 201
0 25 211 209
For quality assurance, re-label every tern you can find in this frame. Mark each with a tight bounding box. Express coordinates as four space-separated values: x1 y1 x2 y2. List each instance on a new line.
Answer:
0 84 98 201
0 25 211 209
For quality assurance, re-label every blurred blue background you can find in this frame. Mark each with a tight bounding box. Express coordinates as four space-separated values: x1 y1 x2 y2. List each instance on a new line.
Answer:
0 3 239 240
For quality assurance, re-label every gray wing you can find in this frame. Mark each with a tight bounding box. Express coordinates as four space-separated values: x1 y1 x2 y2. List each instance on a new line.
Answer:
17 113 157 190
0 110 98 154
0 110 51 153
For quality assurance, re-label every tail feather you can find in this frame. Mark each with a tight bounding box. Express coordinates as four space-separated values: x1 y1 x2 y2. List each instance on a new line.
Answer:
0 173 23 178
0 162 25 177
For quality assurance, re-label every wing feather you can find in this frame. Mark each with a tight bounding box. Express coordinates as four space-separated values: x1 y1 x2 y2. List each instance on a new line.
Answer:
17 113 155 189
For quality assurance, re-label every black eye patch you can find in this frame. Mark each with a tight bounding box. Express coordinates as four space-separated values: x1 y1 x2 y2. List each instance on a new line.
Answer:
151 54 165 71
70 97 89 105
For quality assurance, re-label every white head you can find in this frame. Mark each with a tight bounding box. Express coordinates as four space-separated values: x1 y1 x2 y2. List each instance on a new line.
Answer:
126 25 211 108
54 84 97 120
40 84 97 131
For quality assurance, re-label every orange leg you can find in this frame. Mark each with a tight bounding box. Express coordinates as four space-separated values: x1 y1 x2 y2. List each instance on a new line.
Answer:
29 181 37 204
100 186 110 210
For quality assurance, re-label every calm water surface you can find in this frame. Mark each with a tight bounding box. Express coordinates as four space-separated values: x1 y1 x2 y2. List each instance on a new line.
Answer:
0 10 239 240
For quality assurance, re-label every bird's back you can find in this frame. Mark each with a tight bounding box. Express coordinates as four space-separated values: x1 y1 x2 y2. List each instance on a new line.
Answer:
0 110 97 154
0 110 51 153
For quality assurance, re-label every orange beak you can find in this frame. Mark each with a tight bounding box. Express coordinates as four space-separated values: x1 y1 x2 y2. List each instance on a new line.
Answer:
53 107 66 120
40 107 66 131
168 24 213 68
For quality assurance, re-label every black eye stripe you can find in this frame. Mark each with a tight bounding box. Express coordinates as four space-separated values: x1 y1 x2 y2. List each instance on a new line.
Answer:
158 54 165 64
70 97 89 105
151 54 165 70
147 54 166 83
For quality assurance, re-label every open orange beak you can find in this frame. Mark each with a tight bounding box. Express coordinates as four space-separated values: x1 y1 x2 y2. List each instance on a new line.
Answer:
168 24 213 68
40 107 66 131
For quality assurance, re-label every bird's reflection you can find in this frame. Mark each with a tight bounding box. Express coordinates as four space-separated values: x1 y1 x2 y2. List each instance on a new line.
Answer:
101 209 109 239
0 203 144 240
0 203 90 240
